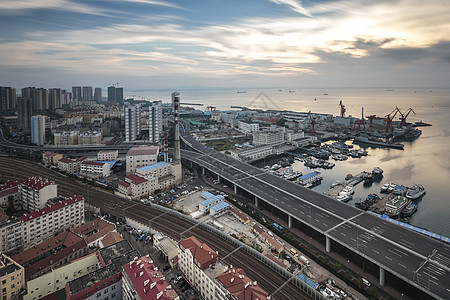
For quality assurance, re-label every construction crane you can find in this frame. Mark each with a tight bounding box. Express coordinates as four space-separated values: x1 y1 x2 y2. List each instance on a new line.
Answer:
110 82 123 87
306 111 317 134
367 115 376 127
206 106 216 112
384 107 400 132
339 100 346 117
398 107 416 127
353 107 365 131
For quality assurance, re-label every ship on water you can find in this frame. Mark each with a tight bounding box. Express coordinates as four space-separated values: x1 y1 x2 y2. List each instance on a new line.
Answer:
353 134 404 149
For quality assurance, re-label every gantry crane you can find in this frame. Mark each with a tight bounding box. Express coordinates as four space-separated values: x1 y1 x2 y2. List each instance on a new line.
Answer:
306 111 317 134
384 107 400 132
367 115 376 127
206 106 216 112
339 100 346 117
353 107 365 131
398 107 416 127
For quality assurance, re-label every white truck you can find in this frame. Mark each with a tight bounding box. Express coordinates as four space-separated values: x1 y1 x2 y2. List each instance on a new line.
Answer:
299 255 310 267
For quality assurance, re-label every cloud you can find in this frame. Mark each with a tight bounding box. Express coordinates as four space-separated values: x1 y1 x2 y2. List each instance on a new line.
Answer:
269 0 312 17
118 0 184 10
0 0 112 16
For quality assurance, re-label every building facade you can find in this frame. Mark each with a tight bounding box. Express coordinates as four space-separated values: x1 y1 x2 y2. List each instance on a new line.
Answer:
148 100 163 144
72 86 82 101
80 161 110 178
125 146 159 174
17 97 33 131
18 176 57 212
31 115 46 145
54 131 79 145
97 150 118 161
0 254 25 300
94 88 102 102
238 121 259 133
124 103 141 142
82 86 93 101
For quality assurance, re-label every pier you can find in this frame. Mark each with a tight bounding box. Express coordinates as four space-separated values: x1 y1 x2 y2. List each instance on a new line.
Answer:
324 171 368 198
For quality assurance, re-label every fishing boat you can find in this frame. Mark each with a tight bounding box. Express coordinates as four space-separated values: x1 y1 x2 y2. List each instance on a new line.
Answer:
401 203 418 218
384 196 411 218
353 134 404 149
405 184 426 200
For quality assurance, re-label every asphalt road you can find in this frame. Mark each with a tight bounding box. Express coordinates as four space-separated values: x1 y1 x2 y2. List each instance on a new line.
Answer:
179 124 450 300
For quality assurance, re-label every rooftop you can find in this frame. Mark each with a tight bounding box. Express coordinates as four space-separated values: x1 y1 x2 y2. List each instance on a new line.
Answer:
43 151 59 157
18 195 83 222
137 161 169 172
123 255 178 300
72 218 115 245
298 171 320 180
210 202 230 211
20 176 55 191
179 236 218 270
200 191 215 199
81 161 106 167
217 266 269 300
98 239 135 267
100 232 123 248
199 195 224 207
126 146 159 156
125 174 148 185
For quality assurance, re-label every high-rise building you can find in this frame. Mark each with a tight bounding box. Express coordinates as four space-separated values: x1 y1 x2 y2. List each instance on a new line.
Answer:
0 86 16 112
94 87 102 101
115 87 123 103
35 88 48 110
31 115 46 145
22 87 36 111
48 88 62 109
72 86 82 101
124 103 141 142
62 89 71 106
148 100 163 144
82 86 92 101
17 97 33 130
107 86 116 102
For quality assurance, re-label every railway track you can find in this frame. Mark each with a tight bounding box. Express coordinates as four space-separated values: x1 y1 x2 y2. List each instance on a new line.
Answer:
0 157 312 300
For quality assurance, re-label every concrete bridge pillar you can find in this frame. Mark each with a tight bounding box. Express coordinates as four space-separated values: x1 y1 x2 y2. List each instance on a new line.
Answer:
234 184 237 195
255 196 259 207
217 174 220 183
326 236 331 253
288 215 292 228
379 266 385 286
202 167 205 175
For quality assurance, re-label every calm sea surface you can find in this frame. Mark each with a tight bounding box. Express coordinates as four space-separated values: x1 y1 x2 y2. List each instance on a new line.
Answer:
134 88 450 237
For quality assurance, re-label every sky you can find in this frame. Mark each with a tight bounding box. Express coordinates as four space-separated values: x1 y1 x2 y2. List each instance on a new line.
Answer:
0 0 449 91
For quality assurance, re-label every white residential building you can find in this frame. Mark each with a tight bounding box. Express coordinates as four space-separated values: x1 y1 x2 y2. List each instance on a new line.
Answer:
125 146 159 174
18 176 57 212
97 150 118 161
148 100 163 144
238 121 259 133
124 103 141 142
252 126 285 145
80 161 110 178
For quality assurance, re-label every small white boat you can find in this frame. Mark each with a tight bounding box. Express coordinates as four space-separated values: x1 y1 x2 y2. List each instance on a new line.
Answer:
406 184 426 200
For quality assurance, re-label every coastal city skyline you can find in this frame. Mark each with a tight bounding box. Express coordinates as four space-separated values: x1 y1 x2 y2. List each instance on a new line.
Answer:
1 0 449 90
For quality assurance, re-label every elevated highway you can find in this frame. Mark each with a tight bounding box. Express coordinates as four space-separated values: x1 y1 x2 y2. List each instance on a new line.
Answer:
179 124 450 300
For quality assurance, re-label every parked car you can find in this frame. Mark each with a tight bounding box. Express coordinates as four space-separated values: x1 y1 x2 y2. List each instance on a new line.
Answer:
163 265 171 271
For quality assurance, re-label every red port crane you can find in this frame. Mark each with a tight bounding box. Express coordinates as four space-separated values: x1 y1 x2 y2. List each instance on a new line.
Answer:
206 106 216 111
384 107 400 132
306 111 317 134
367 115 376 127
398 107 416 127
353 107 365 131
339 100 346 117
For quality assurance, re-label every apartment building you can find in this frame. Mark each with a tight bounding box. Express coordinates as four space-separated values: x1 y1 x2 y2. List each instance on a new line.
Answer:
54 130 78 145
18 176 57 212
0 180 21 210
0 254 25 300
42 151 63 167
78 130 102 145
97 150 118 161
238 121 259 133
125 146 159 174
117 174 152 200
80 161 110 178
0 195 84 253
122 255 178 300
135 161 182 192
57 156 87 174
216 266 269 300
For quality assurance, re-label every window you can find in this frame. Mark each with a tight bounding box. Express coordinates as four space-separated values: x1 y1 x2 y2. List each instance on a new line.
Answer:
104 289 108 294
10 276 14 281
97 292 101 297
111 285 116 290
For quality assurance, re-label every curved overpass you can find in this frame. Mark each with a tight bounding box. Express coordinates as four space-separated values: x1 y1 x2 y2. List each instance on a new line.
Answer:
179 124 450 300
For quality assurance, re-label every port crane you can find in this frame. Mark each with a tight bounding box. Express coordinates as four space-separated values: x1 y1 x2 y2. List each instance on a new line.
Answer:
110 82 123 87
353 107 365 131
305 111 317 134
398 107 416 127
206 106 216 111
367 115 376 127
339 100 346 117
384 107 400 132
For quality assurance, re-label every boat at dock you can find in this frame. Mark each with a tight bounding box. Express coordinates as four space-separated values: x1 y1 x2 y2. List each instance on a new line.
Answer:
405 184 426 199
297 171 323 188
384 196 411 218
413 121 432 127
355 194 380 211
353 134 404 149
364 167 384 184
401 203 418 218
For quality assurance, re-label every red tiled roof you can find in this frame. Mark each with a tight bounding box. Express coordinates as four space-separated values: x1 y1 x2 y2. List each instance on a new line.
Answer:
100 232 123 248
72 218 115 244
118 181 130 187
123 255 177 300
126 174 148 185
12 231 87 279
18 195 83 222
58 158 75 163
217 267 269 300
81 161 105 166
179 236 218 270
20 176 55 191
126 146 159 156
43 151 58 157
76 156 87 162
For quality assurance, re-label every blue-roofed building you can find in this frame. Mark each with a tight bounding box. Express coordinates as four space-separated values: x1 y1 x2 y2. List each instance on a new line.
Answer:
97 160 118 169
210 202 231 217
297 171 322 186
199 195 224 213
297 273 319 290
392 185 407 195
200 192 215 199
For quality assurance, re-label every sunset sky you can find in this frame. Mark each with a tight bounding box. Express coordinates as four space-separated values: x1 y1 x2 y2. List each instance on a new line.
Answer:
0 0 449 90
